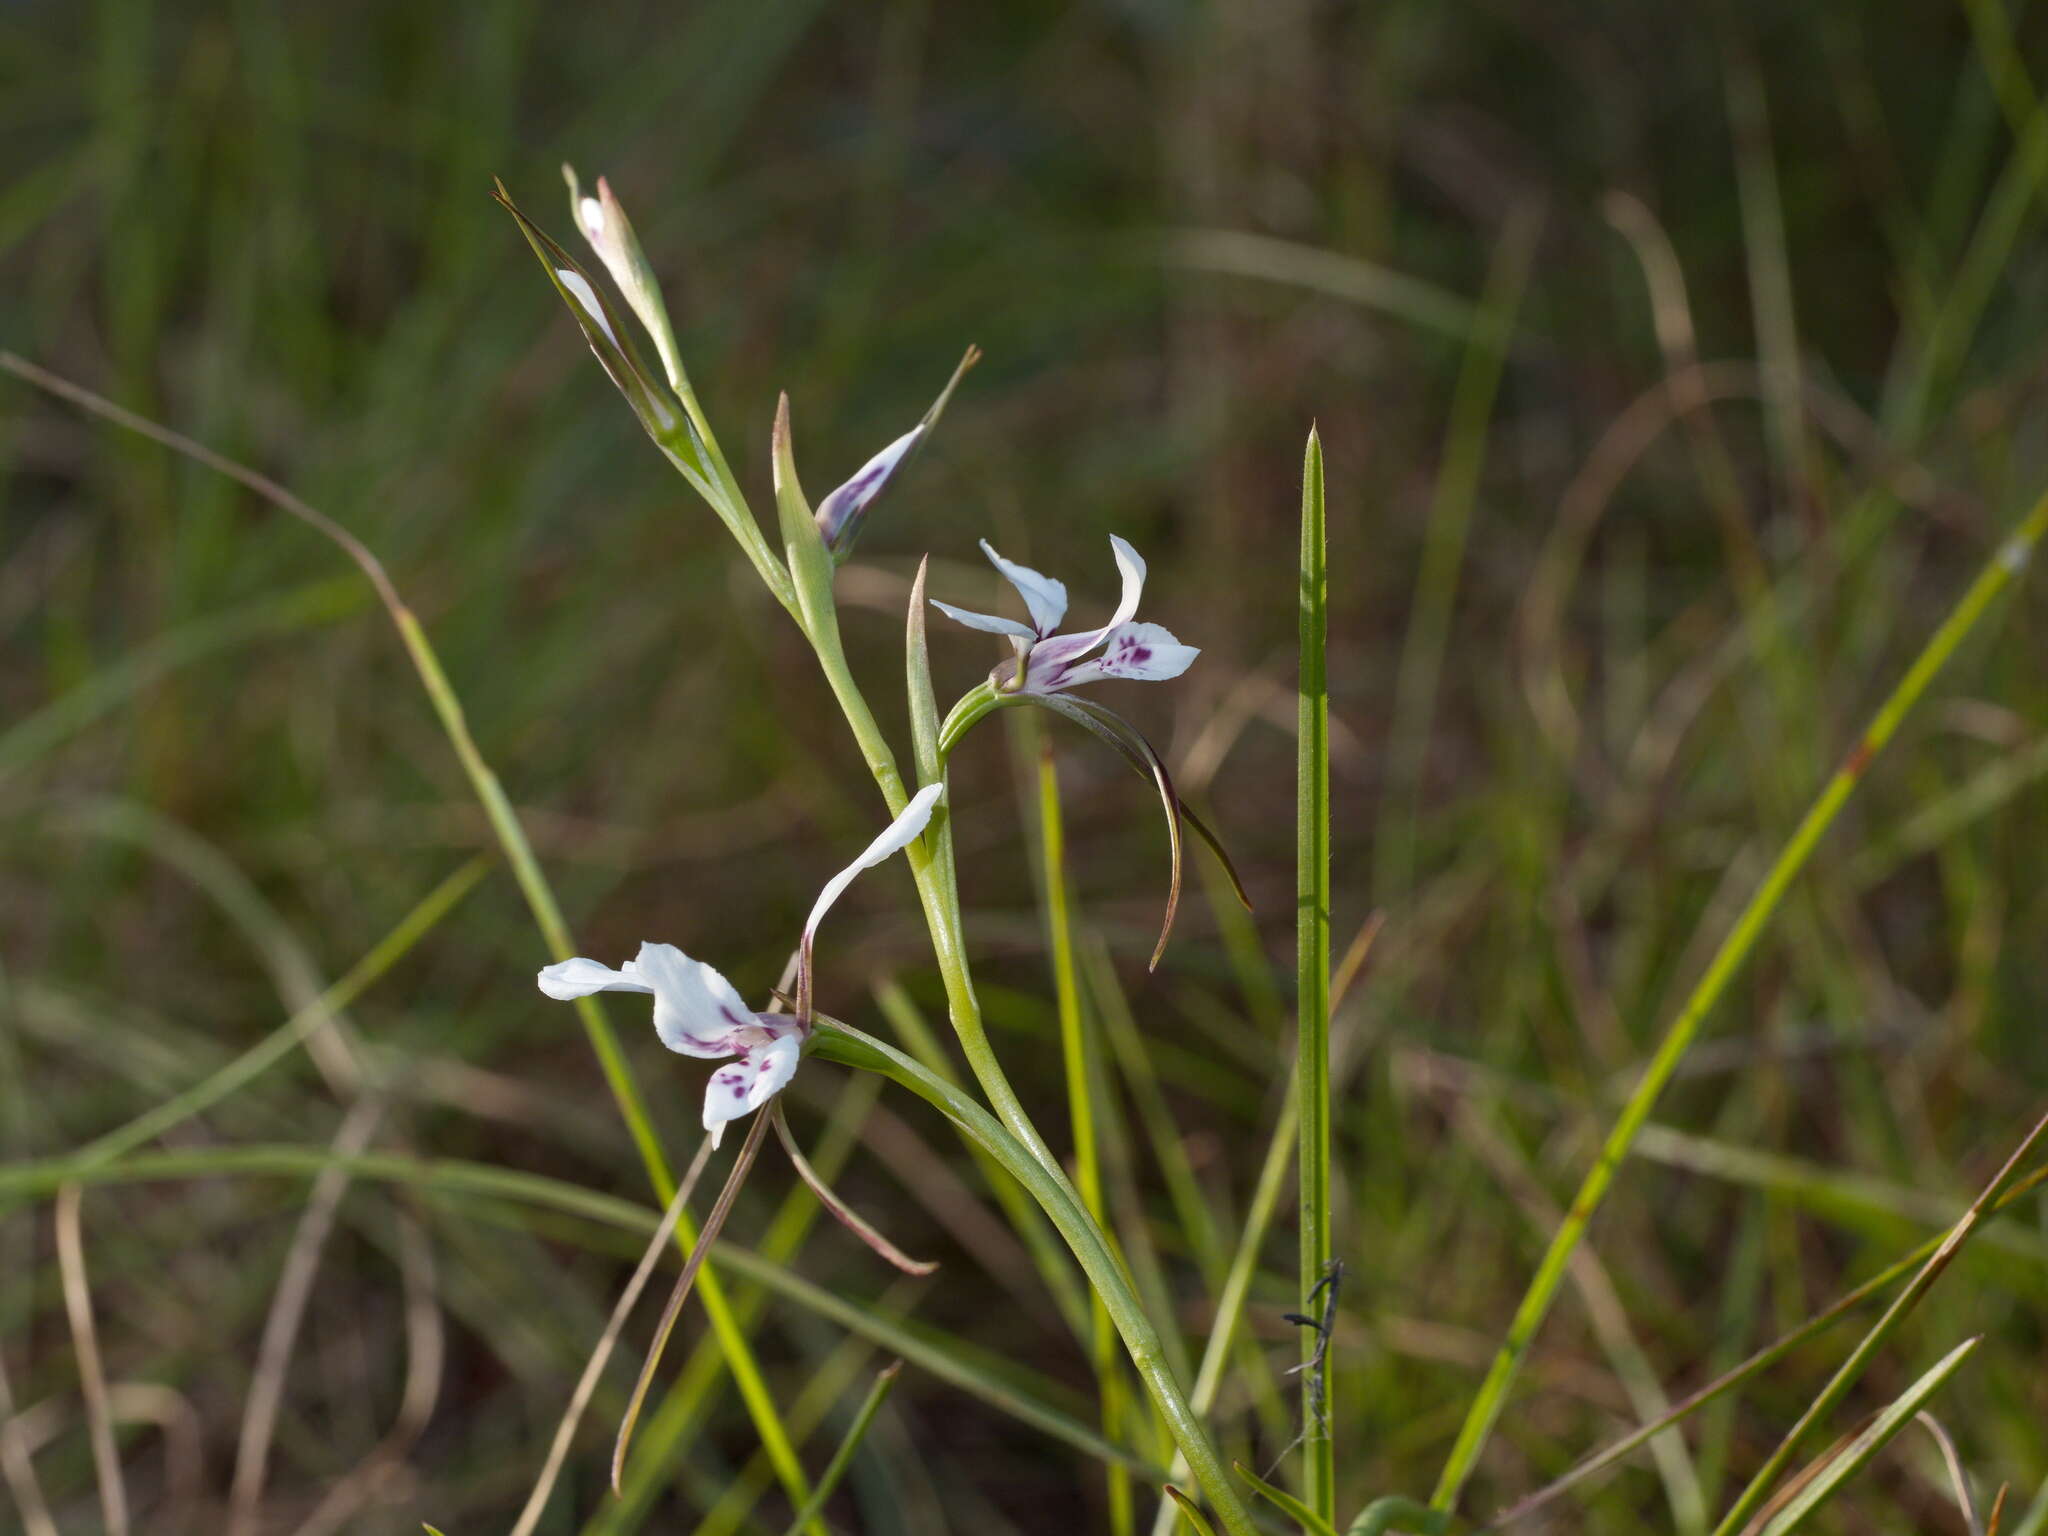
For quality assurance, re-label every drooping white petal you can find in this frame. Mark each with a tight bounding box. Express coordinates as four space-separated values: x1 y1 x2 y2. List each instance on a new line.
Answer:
1053 622 1200 688
555 270 619 349
702 1031 802 1147
979 540 1068 636
930 599 1037 644
537 956 653 1000
632 941 758 1058
1102 536 1147 631
802 783 944 950
815 425 925 550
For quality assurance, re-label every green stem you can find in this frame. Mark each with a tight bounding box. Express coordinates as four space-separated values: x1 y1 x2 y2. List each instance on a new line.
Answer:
810 1018 1261 1536
1430 488 2048 1513
1296 426 1336 1521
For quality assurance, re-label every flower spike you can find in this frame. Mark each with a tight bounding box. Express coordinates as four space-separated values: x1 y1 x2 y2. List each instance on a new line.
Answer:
492 180 683 450
536 784 942 1147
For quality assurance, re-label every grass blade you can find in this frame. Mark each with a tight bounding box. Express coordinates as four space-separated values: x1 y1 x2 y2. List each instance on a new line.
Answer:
1429 485 2048 1514
1034 732 1134 1533
1295 423 1334 1520
1753 1337 1982 1536
0 353 821 1527
1235 1459 1338 1536
1712 1106 2048 1534
776 1361 903 1536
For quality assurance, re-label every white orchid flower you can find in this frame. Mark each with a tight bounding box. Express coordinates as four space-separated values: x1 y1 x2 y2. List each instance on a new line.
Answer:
537 784 943 1147
932 536 1200 693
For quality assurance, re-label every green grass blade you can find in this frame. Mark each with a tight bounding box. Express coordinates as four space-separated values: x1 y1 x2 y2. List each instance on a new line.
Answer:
1035 736 1134 1534
1164 1486 1221 1536
0 1142 1149 1478
1295 423 1334 1520
0 355 821 1527
1234 1459 1339 1536
1753 1337 1981 1536
1430 490 2048 1513
1711 1107 2048 1534
76 856 489 1164
809 1016 1260 1536
776 1362 902 1536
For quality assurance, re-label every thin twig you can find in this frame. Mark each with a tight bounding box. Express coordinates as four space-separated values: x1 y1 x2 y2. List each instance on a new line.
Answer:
0 1343 59 1536
613 1109 774 1490
228 1098 386 1536
288 1205 446 1536
55 1184 128 1536
510 1135 716 1536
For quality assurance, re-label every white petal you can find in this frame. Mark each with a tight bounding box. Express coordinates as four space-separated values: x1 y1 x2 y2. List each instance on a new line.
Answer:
537 956 652 1001
632 941 756 1058
1055 534 1149 652
578 195 605 242
1054 622 1200 687
1103 536 1147 631
555 269 619 349
802 783 943 949
815 425 924 545
979 540 1067 636
930 599 1037 644
702 1033 802 1147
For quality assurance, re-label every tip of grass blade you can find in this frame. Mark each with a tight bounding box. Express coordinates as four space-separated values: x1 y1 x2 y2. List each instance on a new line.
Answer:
1164 1485 1221 1536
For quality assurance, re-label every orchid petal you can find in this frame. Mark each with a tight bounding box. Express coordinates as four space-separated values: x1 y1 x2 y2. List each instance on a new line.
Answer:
1103 536 1147 631
815 425 925 554
1057 622 1200 687
979 540 1067 636
555 270 619 349
930 599 1037 645
703 1031 802 1147
802 783 944 950
632 940 758 1058
537 956 653 1001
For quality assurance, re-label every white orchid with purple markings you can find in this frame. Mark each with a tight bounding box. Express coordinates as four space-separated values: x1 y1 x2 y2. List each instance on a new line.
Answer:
932 536 1199 694
537 784 943 1146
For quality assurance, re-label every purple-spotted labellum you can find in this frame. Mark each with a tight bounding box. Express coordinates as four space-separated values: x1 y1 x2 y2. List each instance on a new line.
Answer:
814 425 925 559
537 784 943 1146
932 535 1200 694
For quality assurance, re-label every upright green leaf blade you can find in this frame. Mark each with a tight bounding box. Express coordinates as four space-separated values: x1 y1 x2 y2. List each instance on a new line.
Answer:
1296 424 1334 1521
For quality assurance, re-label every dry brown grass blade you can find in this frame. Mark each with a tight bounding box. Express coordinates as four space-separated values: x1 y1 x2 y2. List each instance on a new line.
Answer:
228 1097 386 1536
55 1184 128 1536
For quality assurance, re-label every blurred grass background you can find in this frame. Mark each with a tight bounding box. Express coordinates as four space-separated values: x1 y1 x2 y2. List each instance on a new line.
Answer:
4 0 2048 1531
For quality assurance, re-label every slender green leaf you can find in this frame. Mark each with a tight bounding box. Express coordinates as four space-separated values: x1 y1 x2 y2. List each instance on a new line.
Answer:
1296 423 1334 1521
1431 485 2048 1514
1754 1337 1981 1536
1235 1459 1338 1536
778 1362 903 1536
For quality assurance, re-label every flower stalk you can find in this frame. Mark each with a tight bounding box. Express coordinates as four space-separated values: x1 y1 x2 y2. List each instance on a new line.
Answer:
496 177 1258 1535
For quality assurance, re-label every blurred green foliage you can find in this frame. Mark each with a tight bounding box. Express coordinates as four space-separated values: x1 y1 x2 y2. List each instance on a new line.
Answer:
4 0 2048 1531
